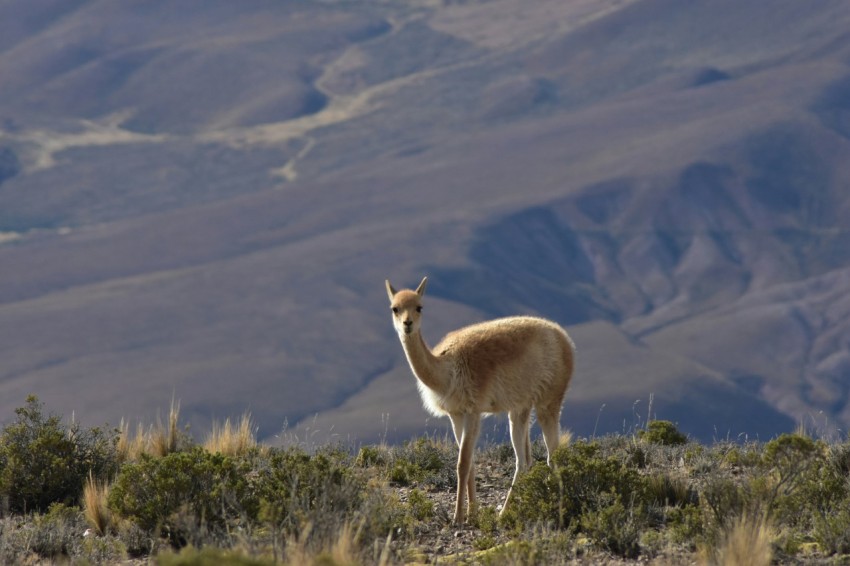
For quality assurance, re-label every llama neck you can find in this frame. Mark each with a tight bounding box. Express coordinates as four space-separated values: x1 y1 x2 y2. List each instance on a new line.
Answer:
400 331 448 394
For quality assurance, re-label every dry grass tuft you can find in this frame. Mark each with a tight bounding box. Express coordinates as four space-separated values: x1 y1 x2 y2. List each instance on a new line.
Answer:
117 398 183 461
324 520 361 566
284 520 393 566
149 397 181 457
711 513 773 566
204 412 259 456
284 521 313 566
83 471 112 536
117 419 148 462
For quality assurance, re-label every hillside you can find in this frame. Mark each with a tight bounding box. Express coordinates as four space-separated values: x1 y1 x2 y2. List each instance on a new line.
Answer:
1 0 850 443
4 399 849 564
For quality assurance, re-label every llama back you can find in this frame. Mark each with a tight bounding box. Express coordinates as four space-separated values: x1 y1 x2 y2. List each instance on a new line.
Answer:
434 316 573 413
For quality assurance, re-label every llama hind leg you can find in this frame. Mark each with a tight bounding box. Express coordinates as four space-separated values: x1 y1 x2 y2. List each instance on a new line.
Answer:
537 404 561 467
502 407 531 516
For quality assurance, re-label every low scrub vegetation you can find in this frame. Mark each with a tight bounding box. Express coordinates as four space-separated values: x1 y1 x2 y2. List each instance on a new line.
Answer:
2 398 850 564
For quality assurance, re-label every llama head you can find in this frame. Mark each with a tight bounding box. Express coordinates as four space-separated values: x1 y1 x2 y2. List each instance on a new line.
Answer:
385 277 427 336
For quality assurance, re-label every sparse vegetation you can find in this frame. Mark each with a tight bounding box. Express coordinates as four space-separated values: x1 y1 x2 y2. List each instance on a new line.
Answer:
3 398 850 564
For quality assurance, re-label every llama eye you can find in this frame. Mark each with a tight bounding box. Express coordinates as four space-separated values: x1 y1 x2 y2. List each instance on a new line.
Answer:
416 306 422 313
392 307 399 314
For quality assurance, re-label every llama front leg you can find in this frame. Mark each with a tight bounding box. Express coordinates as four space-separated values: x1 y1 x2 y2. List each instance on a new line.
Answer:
466 414 480 519
453 413 480 525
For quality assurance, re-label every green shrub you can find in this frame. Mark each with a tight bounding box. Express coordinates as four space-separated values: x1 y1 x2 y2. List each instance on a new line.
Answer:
759 433 841 528
389 437 452 487
756 440 850 551
389 460 421 485
722 444 763 469
27 503 86 559
645 473 698 508
354 489 409 541
638 421 687 446
813 506 850 555
253 447 367 544
476 533 575 566
579 494 642 558
666 504 703 546
698 476 768 550
761 433 819 479
0 396 118 512
406 488 434 522
473 505 500 535
503 441 646 531
473 533 498 551
108 447 255 545
0 502 124 563
700 476 749 530
355 445 387 467
80 534 129 564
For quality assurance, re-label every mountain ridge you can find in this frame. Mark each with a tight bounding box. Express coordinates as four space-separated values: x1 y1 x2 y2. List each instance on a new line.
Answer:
1 0 849 444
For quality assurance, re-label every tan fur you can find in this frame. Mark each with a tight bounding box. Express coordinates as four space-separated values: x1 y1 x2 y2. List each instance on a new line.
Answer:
386 277 575 525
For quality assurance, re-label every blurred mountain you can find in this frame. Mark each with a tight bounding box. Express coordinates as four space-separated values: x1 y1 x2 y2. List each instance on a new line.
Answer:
2 0 850 443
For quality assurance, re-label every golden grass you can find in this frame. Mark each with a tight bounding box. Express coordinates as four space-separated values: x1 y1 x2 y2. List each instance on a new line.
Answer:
117 398 183 461
284 520 392 566
149 397 181 457
204 412 259 456
82 471 112 536
710 513 773 566
117 419 148 462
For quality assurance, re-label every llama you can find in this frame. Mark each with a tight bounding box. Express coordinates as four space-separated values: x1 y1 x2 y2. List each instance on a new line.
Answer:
385 276 575 524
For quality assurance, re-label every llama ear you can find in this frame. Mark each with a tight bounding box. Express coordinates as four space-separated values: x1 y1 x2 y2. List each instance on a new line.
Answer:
385 280 397 302
415 276 428 297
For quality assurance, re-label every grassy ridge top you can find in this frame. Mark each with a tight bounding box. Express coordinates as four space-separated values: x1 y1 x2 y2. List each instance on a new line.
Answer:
2 397 849 564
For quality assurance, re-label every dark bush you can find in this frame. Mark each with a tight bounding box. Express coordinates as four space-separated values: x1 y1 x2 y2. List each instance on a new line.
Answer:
637 421 688 446
504 441 647 532
0 396 118 512
580 494 642 558
355 445 387 467
645 473 698 507
700 476 750 532
108 447 255 545
763 435 850 534
389 437 453 487
253 447 367 544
